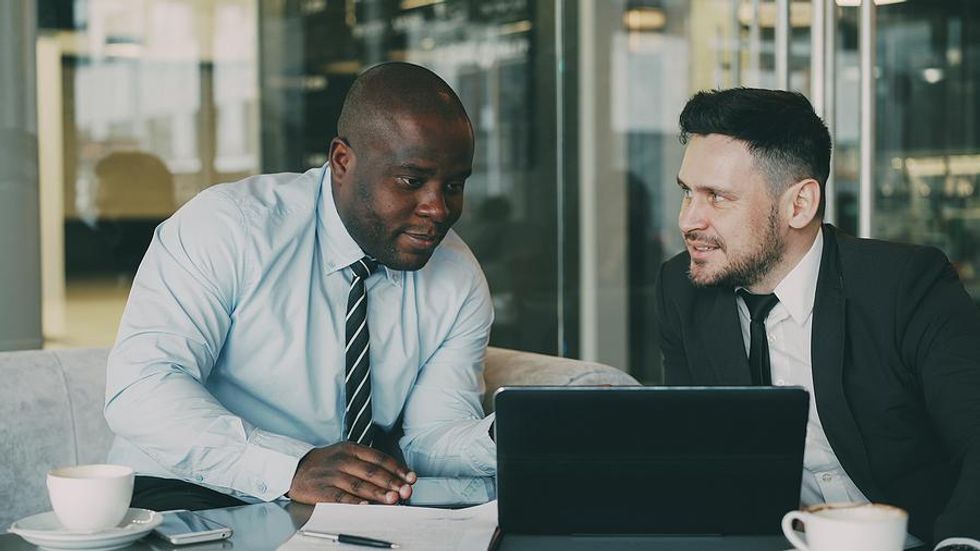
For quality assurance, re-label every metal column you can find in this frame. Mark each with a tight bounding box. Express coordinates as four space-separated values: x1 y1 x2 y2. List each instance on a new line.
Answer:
811 0 837 224
0 0 42 350
775 0 790 89
859 0 876 237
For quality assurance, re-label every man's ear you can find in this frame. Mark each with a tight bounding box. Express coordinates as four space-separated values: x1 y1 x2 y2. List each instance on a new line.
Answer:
786 178 821 229
329 137 355 181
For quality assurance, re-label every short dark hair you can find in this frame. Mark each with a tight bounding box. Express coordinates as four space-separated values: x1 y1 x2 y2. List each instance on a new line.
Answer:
679 88 832 216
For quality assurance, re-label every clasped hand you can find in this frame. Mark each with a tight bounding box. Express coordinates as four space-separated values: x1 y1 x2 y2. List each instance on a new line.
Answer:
287 442 416 505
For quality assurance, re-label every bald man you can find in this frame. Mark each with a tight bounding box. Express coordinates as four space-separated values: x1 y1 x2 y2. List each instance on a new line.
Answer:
104 63 496 510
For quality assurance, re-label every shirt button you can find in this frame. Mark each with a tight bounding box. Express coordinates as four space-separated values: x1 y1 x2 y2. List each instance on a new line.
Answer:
194 474 204 483
775 379 786 386
257 481 267 493
821 473 833 482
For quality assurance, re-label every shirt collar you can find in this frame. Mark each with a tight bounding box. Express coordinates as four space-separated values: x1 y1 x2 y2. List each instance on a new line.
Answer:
771 227 824 325
315 165 404 287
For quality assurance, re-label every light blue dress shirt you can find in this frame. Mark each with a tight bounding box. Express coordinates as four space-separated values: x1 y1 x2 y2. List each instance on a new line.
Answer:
104 165 497 502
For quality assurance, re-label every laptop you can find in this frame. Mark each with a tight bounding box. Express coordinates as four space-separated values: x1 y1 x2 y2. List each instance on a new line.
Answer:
491 386 809 550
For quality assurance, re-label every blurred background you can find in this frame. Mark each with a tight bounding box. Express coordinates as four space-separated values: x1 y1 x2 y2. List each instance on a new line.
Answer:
1 0 977 383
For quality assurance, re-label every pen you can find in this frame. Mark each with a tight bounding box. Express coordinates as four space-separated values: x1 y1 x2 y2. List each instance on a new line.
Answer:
300 529 400 549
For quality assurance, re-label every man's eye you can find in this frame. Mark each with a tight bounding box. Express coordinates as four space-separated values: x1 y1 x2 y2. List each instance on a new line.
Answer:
397 177 424 188
446 180 466 193
681 188 693 198
710 192 728 203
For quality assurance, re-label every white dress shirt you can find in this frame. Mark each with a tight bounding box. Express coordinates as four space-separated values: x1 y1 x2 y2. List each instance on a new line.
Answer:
105 165 496 503
736 229 935 549
735 229 872 508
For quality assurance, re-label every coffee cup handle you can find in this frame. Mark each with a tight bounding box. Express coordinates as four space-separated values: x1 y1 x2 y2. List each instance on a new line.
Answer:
781 511 810 551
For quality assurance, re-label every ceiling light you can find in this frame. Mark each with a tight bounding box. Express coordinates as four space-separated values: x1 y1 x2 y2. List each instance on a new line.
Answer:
624 8 666 32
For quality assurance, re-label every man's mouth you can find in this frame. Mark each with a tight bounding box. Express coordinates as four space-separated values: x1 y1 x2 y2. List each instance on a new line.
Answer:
684 233 724 260
402 230 442 249
688 242 720 252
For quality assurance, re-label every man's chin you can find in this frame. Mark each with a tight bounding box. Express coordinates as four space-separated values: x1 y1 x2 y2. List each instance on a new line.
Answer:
687 262 727 288
384 250 435 272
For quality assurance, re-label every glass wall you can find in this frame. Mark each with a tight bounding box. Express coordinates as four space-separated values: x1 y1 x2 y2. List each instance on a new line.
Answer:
870 1 979 297
575 0 980 382
11 0 978 383
36 0 260 346
31 0 564 355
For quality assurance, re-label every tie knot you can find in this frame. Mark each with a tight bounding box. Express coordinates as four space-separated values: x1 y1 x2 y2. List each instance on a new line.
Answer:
738 290 780 323
349 257 378 280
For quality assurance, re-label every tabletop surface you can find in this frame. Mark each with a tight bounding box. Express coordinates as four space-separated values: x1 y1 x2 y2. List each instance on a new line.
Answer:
2 502 315 551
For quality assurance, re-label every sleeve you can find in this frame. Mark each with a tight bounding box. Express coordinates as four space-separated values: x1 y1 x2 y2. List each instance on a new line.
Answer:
103 187 313 501
654 261 692 385
934 538 980 550
898 247 980 541
398 262 496 477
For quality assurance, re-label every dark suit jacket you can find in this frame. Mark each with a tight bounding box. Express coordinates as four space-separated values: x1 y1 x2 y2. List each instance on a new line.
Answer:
654 224 980 544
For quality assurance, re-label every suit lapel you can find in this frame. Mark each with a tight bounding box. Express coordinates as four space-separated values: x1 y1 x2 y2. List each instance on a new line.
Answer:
811 225 882 500
699 287 753 385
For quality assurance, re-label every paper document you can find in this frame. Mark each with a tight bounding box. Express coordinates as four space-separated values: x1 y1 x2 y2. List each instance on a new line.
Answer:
277 500 498 551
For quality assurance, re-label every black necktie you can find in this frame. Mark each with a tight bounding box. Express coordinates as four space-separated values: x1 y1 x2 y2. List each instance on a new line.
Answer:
738 290 780 386
345 257 378 446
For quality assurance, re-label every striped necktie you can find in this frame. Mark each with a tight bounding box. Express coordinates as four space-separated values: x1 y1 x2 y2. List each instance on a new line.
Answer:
345 257 378 446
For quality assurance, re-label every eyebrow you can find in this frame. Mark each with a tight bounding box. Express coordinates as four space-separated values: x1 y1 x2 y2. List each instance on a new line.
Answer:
397 163 436 175
395 163 472 180
676 176 736 197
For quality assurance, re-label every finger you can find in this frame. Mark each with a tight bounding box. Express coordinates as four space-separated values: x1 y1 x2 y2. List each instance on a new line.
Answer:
341 460 408 497
316 487 363 505
346 446 416 486
331 472 400 504
398 482 413 501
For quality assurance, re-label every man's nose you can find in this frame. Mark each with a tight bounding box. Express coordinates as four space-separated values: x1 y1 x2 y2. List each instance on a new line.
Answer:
417 184 449 223
678 197 708 233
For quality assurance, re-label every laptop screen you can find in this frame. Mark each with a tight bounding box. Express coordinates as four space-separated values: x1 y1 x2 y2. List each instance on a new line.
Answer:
494 386 808 536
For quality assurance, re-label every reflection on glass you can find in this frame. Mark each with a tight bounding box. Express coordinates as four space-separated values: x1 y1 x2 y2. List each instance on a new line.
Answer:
830 2 979 301
872 1 980 301
37 0 259 346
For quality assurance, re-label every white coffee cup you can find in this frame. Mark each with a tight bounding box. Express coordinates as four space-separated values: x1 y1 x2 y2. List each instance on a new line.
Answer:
46 464 135 532
781 502 908 551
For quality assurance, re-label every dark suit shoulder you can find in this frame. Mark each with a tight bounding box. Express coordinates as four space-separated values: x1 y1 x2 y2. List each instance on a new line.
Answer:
832 228 951 277
834 232 956 300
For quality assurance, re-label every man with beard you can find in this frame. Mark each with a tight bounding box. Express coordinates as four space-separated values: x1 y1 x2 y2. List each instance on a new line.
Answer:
104 63 496 510
654 88 980 550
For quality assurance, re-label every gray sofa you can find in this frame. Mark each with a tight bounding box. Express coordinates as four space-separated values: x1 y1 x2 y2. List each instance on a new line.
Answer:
0 346 637 529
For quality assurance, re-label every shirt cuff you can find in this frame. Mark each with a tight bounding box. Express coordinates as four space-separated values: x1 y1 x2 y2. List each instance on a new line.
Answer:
233 428 315 501
407 476 495 507
463 414 497 475
935 538 980 550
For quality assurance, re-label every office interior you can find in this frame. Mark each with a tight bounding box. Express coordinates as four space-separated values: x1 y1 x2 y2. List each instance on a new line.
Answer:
0 0 977 384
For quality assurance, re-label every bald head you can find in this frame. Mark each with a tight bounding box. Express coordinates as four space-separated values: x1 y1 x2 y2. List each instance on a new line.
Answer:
337 62 471 151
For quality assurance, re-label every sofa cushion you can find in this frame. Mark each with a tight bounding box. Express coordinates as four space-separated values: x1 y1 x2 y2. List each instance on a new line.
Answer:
0 348 112 530
482 346 639 413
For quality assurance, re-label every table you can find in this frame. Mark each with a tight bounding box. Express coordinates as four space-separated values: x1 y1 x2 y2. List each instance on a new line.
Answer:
1 502 315 551
2 502 797 551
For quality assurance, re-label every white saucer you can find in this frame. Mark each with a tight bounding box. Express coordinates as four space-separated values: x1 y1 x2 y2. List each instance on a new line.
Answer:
8 508 163 550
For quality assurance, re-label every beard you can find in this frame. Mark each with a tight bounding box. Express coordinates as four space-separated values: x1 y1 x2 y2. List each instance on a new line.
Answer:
687 205 785 288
